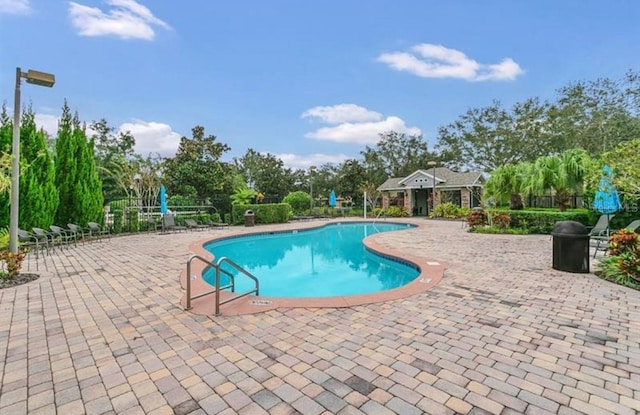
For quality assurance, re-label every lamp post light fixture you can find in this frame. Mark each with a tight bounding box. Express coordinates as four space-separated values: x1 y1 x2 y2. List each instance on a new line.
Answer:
9 67 55 253
427 160 437 214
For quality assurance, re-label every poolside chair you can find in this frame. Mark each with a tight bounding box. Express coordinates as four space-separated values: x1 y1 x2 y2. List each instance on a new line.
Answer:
145 217 160 232
67 223 88 244
18 229 48 258
87 222 111 241
49 225 77 247
589 214 614 257
184 218 208 231
623 219 640 232
32 227 57 252
206 219 230 229
162 214 187 232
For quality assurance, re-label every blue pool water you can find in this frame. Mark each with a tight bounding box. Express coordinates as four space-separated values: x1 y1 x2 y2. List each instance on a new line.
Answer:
202 222 419 298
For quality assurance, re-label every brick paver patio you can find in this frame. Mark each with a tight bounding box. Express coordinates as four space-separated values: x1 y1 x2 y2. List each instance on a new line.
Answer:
1 218 639 414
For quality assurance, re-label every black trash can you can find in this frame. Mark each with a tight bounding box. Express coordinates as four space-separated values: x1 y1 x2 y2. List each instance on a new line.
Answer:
244 210 255 227
551 220 590 273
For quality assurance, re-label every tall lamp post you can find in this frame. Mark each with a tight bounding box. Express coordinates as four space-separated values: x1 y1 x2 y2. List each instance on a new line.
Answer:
309 165 316 212
10 68 55 253
427 160 437 215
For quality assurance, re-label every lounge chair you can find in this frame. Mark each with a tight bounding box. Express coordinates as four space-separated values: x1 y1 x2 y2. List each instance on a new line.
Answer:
589 214 614 257
206 220 229 229
162 214 187 232
623 219 640 232
87 222 111 241
184 218 208 231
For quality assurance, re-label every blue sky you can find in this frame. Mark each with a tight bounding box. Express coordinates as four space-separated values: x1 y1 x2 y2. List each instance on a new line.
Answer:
1 0 639 169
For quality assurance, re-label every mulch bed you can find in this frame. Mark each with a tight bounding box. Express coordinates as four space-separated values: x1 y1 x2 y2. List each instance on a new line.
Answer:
0 273 40 289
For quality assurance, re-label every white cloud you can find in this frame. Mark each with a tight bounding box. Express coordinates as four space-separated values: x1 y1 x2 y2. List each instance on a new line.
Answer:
119 120 181 157
275 153 350 170
34 113 59 136
69 0 170 40
33 115 180 157
302 104 422 145
302 104 382 124
0 0 31 14
378 43 523 81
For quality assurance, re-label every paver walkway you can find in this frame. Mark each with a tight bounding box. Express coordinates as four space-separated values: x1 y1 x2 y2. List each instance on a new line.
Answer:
0 219 639 414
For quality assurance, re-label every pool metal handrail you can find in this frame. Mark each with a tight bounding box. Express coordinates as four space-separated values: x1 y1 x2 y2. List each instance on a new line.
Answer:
214 257 259 315
373 208 387 224
184 254 259 315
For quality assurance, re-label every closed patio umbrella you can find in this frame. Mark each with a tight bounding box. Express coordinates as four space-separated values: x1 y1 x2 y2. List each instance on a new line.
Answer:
329 190 337 207
592 165 622 236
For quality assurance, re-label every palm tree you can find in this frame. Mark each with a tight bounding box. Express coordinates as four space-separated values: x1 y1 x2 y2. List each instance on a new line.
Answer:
483 162 532 210
524 149 591 211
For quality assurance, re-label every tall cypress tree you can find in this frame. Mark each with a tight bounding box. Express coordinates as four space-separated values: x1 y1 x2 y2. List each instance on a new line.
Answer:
55 101 78 225
18 107 58 230
72 117 103 225
54 102 103 225
0 106 11 228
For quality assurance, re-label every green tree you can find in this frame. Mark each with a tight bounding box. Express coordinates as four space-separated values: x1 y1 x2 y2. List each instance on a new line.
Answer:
523 149 592 211
230 174 257 205
163 126 231 201
0 106 11 227
585 139 640 203
436 99 552 172
55 102 104 225
335 159 367 206
361 131 433 182
483 163 532 209
551 71 640 155
233 149 294 200
18 107 58 229
89 118 136 203
282 191 311 214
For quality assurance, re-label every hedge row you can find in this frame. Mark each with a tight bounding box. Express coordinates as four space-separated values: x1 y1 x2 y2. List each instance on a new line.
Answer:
489 209 593 234
230 203 291 225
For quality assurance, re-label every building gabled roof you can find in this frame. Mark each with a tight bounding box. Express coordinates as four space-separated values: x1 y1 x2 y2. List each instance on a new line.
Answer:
377 167 484 192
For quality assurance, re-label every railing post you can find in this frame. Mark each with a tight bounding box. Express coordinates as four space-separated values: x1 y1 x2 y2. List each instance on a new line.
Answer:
185 257 192 310
215 265 221 316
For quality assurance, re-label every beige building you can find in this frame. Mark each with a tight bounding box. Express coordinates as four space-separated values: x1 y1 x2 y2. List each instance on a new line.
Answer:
377 167 484 216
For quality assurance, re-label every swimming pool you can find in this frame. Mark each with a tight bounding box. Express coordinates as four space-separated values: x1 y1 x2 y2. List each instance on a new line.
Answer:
202 222 419 298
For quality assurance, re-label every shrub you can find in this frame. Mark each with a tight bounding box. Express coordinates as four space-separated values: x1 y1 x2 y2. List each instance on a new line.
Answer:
492 213 511 229
468 227 529 235
0 249 27 279
231 203 290 225
607 229 639 257
432 202 460 219
599 229 640 289
282 191 311 214
503 209 591 234
386 206 410 217
467 210 487 228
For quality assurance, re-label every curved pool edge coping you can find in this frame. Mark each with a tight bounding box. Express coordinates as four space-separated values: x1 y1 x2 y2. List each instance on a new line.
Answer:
179 219 447 316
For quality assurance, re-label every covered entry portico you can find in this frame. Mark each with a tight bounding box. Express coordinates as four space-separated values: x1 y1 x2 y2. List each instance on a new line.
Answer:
377 167 484 216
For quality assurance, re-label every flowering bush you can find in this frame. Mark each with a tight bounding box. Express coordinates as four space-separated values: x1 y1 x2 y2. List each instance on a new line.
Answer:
467 210 487 228
0 249 27 279
607 229 638 257
600 229 640 289
492 213 511 229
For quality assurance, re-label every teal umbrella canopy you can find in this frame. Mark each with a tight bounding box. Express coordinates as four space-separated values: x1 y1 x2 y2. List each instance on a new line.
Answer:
329 190 337 207
592 165 622 214
160 185 168 214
